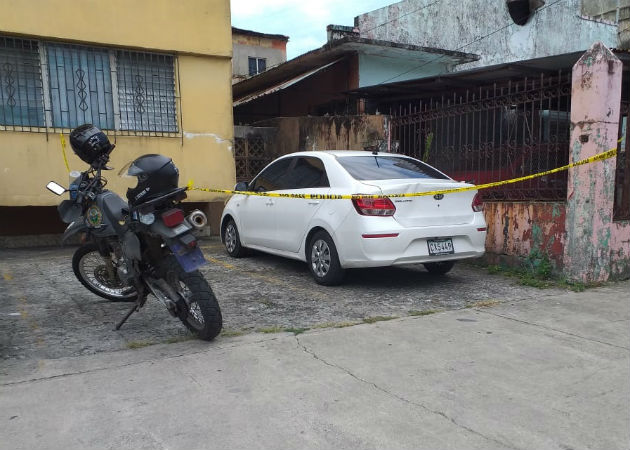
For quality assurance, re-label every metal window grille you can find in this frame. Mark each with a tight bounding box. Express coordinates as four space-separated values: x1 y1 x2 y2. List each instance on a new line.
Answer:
46 43 114 129
0 37 44 129
389 70 572 201
0 34 179 136
117 51 177 133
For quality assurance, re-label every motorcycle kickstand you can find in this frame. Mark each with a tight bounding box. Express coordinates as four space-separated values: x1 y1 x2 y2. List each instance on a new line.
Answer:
114 303 138 331
114 289 147 331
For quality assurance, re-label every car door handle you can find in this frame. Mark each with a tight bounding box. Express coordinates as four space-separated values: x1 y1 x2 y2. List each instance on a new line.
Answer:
308 201 320 205
265 200 274 206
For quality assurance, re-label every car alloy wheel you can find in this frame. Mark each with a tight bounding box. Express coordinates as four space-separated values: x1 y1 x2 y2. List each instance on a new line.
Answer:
225 223 237 253
311 239 331 278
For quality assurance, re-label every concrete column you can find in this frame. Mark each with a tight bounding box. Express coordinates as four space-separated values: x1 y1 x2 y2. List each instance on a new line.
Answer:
564 42 622 282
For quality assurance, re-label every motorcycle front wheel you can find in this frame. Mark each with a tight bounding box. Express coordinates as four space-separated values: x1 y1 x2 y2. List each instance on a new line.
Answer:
163 258 222 341
72 243 138 302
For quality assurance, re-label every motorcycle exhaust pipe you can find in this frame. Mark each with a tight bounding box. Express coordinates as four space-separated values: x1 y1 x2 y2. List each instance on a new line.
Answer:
187 210 208 230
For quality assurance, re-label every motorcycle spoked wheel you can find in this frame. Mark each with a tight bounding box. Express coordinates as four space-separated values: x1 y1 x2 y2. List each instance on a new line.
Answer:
162 257 223 341
72 243 138 302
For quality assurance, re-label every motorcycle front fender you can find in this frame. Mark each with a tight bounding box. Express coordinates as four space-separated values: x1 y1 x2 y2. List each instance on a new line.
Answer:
62 220 88 243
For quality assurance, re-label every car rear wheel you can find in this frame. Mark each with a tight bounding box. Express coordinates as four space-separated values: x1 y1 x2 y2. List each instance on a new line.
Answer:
223 219 247 258
307 231 345 286
423 261 455 275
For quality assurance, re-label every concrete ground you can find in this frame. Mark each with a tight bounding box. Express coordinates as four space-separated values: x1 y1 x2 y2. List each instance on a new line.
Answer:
0 240 628 449
1 238 571 360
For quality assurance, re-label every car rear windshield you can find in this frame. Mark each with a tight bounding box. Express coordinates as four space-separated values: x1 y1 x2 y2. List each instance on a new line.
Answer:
336 155 448 180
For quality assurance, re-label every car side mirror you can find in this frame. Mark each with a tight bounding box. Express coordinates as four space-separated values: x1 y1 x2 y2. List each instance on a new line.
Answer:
46 181 67 196
234 181 249 191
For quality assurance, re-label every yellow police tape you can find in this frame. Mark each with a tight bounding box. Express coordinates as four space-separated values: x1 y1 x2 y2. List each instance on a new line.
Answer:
191 146 616 200
60 133 70 173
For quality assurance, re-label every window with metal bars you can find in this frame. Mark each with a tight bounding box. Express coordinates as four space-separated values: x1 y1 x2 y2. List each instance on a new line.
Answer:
0 35 178 135
0 37 45 128
117 51 177 133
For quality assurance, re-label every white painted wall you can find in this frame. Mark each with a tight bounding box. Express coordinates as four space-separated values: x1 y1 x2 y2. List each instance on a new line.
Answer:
356 0 618 70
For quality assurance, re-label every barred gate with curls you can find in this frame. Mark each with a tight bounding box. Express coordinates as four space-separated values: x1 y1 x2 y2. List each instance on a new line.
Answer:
389 71 572 201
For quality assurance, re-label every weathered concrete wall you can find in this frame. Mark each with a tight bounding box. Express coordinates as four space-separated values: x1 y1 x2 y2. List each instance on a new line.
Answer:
254 115 389 158
564 42 622 282
484 202 566 268
355 0 618 72
232 32 287 81
610 222 630 278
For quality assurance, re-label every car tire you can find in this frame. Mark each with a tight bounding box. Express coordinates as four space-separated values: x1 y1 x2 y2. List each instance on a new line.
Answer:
423 261 456 275
307 231 345 286
223 219 247 258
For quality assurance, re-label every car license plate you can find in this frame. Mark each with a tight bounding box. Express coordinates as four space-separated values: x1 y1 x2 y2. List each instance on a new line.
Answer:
427 238 454 256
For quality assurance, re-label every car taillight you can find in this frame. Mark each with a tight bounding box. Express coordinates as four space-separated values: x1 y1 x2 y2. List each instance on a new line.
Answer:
162 208 185 227
352 197 396 216
472 193 483 212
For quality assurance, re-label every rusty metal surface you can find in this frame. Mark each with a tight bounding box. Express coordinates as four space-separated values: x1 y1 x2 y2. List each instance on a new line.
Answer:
389 71 572 201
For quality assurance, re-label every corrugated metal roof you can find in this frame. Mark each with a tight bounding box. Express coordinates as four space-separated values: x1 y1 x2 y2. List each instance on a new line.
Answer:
233 36 479 101
233 59 344 107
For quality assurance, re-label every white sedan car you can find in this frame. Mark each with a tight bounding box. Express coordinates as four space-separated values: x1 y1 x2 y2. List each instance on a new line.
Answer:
221 151 486 285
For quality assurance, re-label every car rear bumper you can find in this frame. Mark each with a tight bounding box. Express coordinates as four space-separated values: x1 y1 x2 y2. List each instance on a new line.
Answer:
334 214 487 268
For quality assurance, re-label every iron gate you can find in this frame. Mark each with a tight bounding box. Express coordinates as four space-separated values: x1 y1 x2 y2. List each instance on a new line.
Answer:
389 71 572 201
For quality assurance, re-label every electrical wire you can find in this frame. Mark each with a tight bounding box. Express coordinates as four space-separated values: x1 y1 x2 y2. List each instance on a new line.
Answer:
361 0 445 34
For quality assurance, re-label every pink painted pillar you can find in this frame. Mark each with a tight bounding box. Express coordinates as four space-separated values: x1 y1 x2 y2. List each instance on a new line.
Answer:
564 42 622 282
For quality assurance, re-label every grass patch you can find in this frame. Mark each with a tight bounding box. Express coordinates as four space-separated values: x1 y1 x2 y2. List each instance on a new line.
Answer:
408 309 438 316
363 315 398 324
469 300 501 308
257 326 285 334
259 299 275 308
485 250 601 292
284 327 309 335
312 321 360 329
221 329 246 338
126 340 154 350
163 335 195 344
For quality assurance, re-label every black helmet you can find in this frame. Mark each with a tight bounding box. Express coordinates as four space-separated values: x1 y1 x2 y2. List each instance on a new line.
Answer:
69 124 113 166
120 154 180 205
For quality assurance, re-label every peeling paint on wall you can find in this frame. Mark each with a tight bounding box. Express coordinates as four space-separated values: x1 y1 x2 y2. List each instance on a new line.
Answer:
564 42 622 282
484 202 566 268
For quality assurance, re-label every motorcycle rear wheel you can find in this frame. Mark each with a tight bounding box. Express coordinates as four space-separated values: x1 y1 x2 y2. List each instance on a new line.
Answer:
72 243 138 302
163 258 222 341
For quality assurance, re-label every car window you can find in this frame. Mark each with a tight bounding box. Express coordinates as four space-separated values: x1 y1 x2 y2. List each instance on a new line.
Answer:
336 155 448 180
282 157 330 189
250 158 293 191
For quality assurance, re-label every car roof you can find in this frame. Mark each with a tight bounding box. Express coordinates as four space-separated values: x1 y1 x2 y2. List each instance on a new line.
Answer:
279 150 408 159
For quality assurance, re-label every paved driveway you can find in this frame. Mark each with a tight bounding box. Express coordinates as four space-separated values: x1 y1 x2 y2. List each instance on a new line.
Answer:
0 238 570 360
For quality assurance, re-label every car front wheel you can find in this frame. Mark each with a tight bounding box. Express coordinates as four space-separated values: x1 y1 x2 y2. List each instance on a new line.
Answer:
307 231 345 286
223 219 247 258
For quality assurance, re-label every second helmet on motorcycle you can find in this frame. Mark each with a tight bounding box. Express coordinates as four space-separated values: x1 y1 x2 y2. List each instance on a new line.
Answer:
121 154 180 205
69 124 113 166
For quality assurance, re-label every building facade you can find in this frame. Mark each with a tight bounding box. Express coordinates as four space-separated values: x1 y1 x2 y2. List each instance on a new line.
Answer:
0 0 234 240
232 27 289 84
356 0 622 75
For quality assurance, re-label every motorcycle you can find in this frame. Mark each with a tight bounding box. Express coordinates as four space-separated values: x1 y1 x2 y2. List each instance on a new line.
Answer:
46 125 222 341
